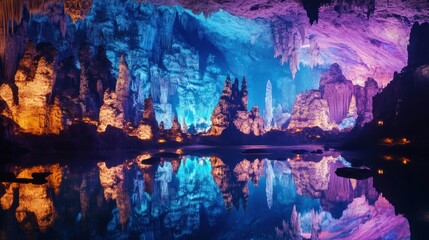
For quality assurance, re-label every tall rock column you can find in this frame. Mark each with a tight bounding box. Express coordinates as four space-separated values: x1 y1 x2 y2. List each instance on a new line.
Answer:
115 56 131 122
241 76 248 110
264 80 273 130
78 44 99 120
319 64 354 124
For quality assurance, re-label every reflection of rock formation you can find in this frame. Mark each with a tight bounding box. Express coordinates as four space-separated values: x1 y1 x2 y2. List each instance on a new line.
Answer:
155 162 173 199
293 195 409 240
0 164 63 233
97 162 130 231
288 156 338 197
326 195 410 239
210 156 233 211
0 42 63 135
265 160 274 209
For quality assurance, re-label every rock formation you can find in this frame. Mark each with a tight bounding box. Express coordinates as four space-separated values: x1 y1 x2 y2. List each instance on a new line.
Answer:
98 56 132 133
288 63 376 131
0 164 63 233
97 162 130 231
210 76 264 135
115 56 131 122
287 90 333 131
233 106 265 136
264 79 273 130
132 96 158 140
63 0 93 23
319 63 354 124
354 78 379 126
78 43 100 120
0 42 63 135
98 90 125 132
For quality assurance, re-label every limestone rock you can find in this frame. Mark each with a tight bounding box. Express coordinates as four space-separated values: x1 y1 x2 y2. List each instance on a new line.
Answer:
0 164 63 233
354 78 379 126
78 43 100 120
209 76 249 135
97 162 130 231
115 56 131 122
0 42 63 135
287 90 334 131
130 96 158 141
233 106 265 136
63 0 93 23
264 79 273 130
319 63 354 124
98 90 125 132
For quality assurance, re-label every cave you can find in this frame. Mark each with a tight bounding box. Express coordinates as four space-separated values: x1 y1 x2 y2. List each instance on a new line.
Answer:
1 0 429 239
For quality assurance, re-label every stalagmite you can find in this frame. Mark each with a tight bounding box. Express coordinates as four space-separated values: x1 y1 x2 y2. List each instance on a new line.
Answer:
264 79 273 130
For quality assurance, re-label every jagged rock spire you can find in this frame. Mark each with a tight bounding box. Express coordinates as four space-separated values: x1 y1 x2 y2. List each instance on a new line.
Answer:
115 55 130 121
241 76 248 110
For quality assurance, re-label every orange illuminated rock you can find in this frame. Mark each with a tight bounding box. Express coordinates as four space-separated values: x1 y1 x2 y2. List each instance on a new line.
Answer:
97 162 130 231
0 164 63 232
0 42 63 135
98 90 125 132
288 90 334 131
63 0 93 23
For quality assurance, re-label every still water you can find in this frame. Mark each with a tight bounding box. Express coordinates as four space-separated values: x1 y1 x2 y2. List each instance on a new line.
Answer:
0 146 427 240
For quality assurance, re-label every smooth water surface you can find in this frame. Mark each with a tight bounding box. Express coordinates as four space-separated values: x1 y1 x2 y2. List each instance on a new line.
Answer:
1 146 427 239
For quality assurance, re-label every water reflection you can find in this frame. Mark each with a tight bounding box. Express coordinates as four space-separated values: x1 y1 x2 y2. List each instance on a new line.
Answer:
0 153 410 239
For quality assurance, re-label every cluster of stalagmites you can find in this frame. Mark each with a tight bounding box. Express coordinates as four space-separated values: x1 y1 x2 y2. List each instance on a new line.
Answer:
0 41 186 142
287 63 379 131
209 76 265 136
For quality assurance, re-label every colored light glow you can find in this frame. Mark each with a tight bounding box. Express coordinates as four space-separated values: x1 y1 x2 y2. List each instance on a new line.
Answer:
383 155 393 161
401 157 410 165
382 138 394 145
377 120 384 126
158 139 166 143
377 169 384 175
399 138 411 145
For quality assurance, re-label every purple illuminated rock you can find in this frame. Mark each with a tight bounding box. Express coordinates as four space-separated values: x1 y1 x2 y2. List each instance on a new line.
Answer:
319 63 354 124
355 78 379 126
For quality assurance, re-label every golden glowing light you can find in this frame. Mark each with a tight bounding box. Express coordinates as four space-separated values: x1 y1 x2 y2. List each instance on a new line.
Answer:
382 138 394 145
175 136 183 142
399 138 411 145
158 139 166 143
383 155 394 161
401 157 410 165
295 154 301 160
377 120 384 126
377 169 384 175
175 149 184 155
294 128 302 133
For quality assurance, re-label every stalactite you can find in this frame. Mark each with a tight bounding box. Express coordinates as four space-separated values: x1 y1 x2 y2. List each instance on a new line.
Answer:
271 17 302 78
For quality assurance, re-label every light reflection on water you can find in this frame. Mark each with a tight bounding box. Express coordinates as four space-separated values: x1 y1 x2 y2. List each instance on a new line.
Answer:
0 152 410 239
